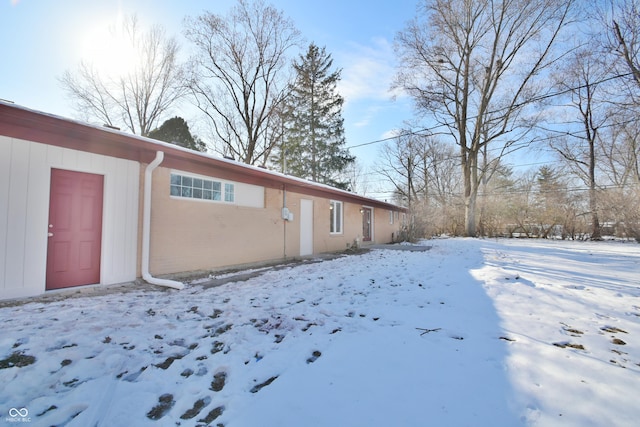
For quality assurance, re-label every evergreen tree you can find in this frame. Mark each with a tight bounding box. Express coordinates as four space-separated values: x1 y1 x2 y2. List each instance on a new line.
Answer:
148 117 207 152
278 43 354 189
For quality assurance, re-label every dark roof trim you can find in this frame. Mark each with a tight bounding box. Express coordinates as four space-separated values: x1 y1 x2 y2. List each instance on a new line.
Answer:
0 102 406 212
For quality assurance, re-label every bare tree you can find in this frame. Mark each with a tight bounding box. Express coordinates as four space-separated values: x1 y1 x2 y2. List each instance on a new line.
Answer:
377 130 428 211
597 112 640 241
395 0 575 236
60 16 185 136
598 0 640 91
551 46 614 240
184 0 301 165
343 160 370 196
377 129 463 237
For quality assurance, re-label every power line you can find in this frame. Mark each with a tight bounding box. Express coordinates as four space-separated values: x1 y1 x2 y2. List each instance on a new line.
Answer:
348 72 635 150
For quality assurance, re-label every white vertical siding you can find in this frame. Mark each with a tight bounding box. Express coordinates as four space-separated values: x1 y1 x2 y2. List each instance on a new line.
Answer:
0 136 140 300
3 141 30 295
100 156 140 284
23 142 50 293
0 139 9 295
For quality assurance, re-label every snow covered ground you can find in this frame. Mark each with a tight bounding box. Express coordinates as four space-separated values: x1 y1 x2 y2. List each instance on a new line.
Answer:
1 238 639 427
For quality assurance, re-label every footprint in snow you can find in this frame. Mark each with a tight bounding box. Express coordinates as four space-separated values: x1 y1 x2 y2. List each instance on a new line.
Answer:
146 393 175 420
306 350 322 364
250 376 279 393
211 371 227 392
180 396 211 420
198 405 225 424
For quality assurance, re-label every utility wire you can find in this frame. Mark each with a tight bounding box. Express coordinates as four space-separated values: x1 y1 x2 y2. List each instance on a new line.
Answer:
348 71 635 150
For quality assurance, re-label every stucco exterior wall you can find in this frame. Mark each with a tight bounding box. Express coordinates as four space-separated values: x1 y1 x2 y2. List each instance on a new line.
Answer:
147 167 284 275
145 166 405 277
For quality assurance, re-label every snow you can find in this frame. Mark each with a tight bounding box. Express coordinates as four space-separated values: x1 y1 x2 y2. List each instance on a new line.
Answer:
1 238 639 426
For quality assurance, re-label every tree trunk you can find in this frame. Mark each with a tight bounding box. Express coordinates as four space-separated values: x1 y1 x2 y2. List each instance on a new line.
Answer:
462 149 478 236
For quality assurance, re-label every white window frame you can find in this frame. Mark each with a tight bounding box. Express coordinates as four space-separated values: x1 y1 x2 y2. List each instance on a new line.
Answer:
329 200 343 234
389 210 394 224
170 171 235 204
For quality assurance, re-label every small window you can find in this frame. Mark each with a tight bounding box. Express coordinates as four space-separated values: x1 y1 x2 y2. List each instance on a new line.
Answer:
330 200 343 234
170 173 234 204
389 210 394 224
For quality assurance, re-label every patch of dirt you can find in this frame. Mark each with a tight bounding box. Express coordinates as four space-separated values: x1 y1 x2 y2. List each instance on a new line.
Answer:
155 354 184 370
562 326 584 336
180 397 211 420
0 351 36 369
250 376 278 393
306 350 322 364
198 405 225 425
553 342 586 350
601 326 628 334
146 393 175 420
210 371 227 392
301 322 317 332
210 341 225 355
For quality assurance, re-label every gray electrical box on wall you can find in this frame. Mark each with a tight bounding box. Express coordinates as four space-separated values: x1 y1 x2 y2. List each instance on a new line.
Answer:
282 207 294 221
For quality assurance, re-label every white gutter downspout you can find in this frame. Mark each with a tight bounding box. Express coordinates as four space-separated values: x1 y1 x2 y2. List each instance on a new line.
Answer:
141 151 185 290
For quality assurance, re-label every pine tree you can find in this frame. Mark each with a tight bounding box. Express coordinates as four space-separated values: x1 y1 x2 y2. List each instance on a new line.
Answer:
278 43 354 189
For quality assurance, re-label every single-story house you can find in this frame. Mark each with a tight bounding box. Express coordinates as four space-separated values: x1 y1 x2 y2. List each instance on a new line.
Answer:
0 101 407 300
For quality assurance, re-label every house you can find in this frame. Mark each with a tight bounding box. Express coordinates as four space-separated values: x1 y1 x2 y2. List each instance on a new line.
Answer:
0 101 407 300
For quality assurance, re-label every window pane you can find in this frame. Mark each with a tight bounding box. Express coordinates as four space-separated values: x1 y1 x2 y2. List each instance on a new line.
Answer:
336 203 342 233
203 180 213 190
181 187 192 198
193 178 203 189
203 190 213 200
182 176 193 188
212 182 221 200
170 185 181 196
330 202 335 233
225 183 235 202
193 188 202 199
170 174 181 185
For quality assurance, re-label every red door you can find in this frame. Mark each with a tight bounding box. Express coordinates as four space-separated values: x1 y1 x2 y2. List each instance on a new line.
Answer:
362 207 372 242
46 169 104 290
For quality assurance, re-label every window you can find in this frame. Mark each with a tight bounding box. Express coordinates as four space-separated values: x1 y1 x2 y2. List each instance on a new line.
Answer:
170 173 233 203
330 200 343 234
389 210 394 224
224 183 235 202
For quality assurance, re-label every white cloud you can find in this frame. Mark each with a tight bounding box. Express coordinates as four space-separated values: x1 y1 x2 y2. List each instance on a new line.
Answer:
336 37 405 105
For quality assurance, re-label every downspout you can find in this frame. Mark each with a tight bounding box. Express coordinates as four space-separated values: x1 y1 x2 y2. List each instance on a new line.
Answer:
282 184 287 259
141 151 185 290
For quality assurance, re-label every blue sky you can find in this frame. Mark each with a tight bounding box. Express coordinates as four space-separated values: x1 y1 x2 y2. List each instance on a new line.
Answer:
1 0 419 197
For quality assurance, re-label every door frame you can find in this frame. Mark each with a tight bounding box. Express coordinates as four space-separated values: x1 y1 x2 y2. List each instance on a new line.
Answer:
300 199 314 256
46 168 105 290
362 206 373 242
